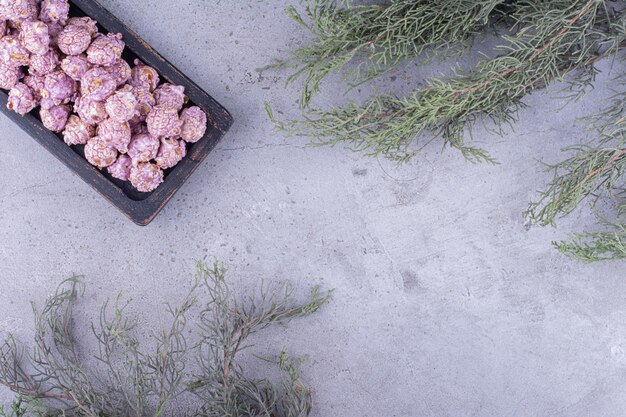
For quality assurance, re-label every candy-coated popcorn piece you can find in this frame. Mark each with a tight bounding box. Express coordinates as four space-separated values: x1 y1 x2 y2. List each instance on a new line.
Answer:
81 66 116 101
66 16 98 38
60 54 90 80
154 83 186 111
0 20 6 37
108 59 131 87
40 104 70 132
63 114 94 145
7 82 37 115
180 106 208 143
108 154 132 181
84 136 118 168
105 86 137 122
128 132 159 162
86 33 124 67
19 20 49 55
0 63 23 90
29 48 59 76
155 138 186 170
39 0 69 24
146 104 181 138
57 24 92 56
23 74 44 100
130 162 163 192
40 70 76 109
1 0 34 21
97 118 131 153
130 59 159 92
0 36 30 66
74 95 107 125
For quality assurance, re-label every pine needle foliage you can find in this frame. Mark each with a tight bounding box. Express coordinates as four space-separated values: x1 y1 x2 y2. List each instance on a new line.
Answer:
527 83 626 262
263 0 506 108
266 0 626 261
0 262 331 416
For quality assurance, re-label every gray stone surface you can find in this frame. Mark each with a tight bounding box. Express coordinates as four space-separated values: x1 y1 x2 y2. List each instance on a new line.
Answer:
1 1 625 416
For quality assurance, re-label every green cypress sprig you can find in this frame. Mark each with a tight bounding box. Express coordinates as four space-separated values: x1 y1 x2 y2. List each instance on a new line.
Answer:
555 223 626 262
268 1 619 162
528 78 626 261
0 263 331 416
263 0 508 108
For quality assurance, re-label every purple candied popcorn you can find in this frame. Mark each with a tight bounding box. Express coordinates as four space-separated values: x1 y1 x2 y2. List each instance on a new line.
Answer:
86 33 124 67
180 106 208 143
108 154 132 181
74 95 107 125
63 114 94 145
40 104 70 132
84 136 118 168
105 86 137 123
81 66 117 101
0 20 6 37
0 36 30 66
128 132 159 162
7 82 37 115
0 63 23 90
154 83 186 111
39 0 69 25
60 54 90 80
23 74 44 100
130 59 159 92
19 20 49 55
108 59 131 87
57 25 92 56
97 118 131 153
66 16 98 38
1 0 33 20
130 162 164 192
155 138 187 170
29 48 59 76
41 70 76 109
146 104 181 138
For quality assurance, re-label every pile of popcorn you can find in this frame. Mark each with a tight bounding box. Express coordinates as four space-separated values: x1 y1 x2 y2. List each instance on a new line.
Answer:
0 0 208 192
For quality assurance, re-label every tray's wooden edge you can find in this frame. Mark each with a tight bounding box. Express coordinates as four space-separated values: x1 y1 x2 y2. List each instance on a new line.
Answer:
0 0 233 226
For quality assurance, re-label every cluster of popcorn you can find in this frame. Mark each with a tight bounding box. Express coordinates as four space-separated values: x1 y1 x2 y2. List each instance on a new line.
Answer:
0 0 208 192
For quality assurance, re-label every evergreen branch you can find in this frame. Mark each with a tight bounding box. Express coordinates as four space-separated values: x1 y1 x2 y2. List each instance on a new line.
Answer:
268 0 615 162
528 146 626 226
555 221 626 262
192 262 331 417
263 0 509 108
0 263 331 416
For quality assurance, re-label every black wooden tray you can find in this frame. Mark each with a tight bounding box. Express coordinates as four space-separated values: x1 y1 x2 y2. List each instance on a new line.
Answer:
0 0 233 226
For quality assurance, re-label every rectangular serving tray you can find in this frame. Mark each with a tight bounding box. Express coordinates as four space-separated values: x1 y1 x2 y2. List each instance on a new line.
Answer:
0 0 233 226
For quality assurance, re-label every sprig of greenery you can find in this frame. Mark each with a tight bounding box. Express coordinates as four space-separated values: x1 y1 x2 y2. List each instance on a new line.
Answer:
555 222 626 262
527 145 626 226
268 0 620 163
0 262 331 416
0 397 45 417
263 0 508 108
191 262 330 417
528 75 626 261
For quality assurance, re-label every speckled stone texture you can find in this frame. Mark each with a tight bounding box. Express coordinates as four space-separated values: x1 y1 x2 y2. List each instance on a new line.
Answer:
0 2 625 417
